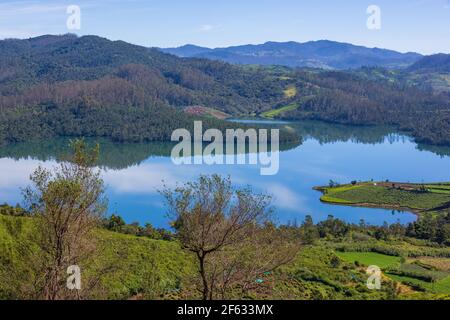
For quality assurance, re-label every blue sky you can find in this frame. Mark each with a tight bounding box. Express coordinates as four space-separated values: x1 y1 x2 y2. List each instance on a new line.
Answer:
0 0 449 54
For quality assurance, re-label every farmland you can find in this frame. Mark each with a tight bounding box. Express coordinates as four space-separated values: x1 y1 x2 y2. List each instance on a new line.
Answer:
315 182 450 215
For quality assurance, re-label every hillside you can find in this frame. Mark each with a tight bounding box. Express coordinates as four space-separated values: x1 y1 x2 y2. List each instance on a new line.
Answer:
0 35 299 144
161 40 422 70
2 214 449 300
0 35 449 146
408 54 450 73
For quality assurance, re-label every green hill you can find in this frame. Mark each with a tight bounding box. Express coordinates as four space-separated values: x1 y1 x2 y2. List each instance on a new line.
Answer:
2 214 449 300
0 35 449 146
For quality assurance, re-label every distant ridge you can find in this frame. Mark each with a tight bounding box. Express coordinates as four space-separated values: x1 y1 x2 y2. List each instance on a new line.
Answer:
161 40 422 70
408 54 450 73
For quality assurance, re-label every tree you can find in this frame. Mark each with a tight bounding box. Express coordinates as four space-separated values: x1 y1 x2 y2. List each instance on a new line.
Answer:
160 174 299 300
301 215 319 244
106 214 126 231
23 139 107 300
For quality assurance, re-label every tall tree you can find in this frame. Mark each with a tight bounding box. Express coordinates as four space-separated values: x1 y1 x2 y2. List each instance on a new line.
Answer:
161 174 299 300
23 139 107 300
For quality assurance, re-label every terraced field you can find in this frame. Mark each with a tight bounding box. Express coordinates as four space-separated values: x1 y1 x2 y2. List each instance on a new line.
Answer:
336 251 401 269
336 251 450 294
261 95 314 119
315 182 450 214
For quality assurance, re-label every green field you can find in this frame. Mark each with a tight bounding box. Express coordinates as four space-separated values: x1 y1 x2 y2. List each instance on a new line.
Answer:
316 182 450 213
336 250 450 294
261 95 315 119
0 214 432 300
336 251 401 269
261 102 299 119
388 274 450 294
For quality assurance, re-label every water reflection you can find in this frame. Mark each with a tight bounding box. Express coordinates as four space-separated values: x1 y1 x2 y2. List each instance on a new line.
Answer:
1 121 448 169
1 120 449 228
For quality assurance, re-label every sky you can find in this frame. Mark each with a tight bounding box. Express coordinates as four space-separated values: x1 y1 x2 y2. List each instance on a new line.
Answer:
0 0 449 54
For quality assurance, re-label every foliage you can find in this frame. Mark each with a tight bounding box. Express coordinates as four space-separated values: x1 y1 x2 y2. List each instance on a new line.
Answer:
20 139 107 299
0 35 300 145
160 174 300 300
0 35 449 146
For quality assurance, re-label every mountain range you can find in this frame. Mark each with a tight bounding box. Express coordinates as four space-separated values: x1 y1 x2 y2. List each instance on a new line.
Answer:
161 40 423 70
0 34 449 146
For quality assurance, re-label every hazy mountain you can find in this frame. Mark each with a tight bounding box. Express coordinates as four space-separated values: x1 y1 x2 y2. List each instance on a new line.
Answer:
408 54 450 73
162 44 213 57
161 40 422 70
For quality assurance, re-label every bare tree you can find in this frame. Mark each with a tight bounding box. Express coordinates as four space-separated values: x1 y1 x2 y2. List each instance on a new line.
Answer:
23 139 107 300
161 174 300 300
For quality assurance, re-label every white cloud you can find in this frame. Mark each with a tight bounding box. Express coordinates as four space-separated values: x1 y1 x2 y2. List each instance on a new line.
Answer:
198 24 216 32
103 162 196 194
264 183 309 211
0 2 66 17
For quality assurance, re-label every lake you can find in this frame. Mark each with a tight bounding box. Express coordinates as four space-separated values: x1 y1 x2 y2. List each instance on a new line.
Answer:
1 120 449 228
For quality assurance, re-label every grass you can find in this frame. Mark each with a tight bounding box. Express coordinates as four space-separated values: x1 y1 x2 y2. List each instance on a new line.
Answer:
2 214 449 299
261 102 299 119
261 95 315 119
317 182 450 213
335 250 450 294
336 251 401 269
387 274 450 294
0 215 195 299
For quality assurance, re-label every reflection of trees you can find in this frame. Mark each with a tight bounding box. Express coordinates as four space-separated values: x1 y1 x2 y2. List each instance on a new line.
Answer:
416 143 450 157
0 138 176 170
0 121 448 169
0 137 301 170
287 121 399 145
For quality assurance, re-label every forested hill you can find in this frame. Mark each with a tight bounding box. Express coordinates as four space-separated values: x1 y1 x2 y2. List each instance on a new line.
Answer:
0 34 449 146
408 54 450 73
0 34 287 114
0 34 298 144
161 40 422 70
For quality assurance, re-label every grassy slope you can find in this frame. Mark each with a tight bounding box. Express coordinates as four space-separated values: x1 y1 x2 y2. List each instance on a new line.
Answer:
261 94 315 119
336 252 401 269
336 250 450 294
1 215 449 299
0 215 195 299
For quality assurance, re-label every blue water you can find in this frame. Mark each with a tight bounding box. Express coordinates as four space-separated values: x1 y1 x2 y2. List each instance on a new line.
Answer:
1 120 449 228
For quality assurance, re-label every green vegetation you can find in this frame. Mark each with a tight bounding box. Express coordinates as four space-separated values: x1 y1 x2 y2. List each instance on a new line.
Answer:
388 274 450 294
0 35 449 146
261 95 315 119
0 215 194 300
261 103 299 119
336 250 450 294
336 252 401 269
0 35 300 145
1 140 450 301
283 86 297 98
277 70 450 146
3 211 449 299
316 182 450 213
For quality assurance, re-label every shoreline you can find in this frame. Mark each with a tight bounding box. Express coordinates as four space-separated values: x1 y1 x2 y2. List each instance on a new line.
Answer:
313 182 450 218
